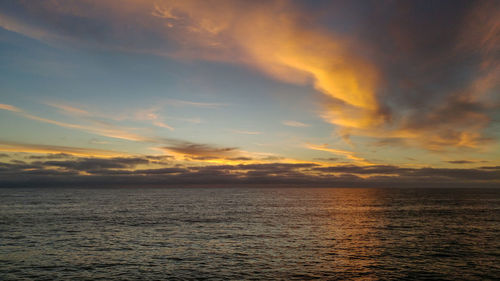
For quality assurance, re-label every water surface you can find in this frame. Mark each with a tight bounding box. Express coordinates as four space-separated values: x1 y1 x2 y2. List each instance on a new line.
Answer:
1 187 499 280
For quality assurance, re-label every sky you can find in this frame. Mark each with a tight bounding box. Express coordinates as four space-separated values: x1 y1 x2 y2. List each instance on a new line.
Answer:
0 0 499 187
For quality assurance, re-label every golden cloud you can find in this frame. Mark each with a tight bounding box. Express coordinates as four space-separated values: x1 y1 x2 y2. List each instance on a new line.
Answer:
152 0 382 126
1 0 498 152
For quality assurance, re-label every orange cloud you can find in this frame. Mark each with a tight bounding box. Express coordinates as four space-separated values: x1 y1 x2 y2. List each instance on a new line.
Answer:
0 103 22 112
1 0 497 153
153 0 382 127
44 101 91 116
305 143 370 164
1 103 155 142
151 0 498 152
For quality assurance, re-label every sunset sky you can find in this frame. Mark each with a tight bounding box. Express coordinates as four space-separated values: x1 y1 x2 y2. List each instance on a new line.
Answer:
0 0 499 187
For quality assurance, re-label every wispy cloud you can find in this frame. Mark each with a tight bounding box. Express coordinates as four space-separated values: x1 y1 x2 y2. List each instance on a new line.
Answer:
231 130 262 135
2 102 283 165
133 106 175 130
152 121 174 130
445 160 489 164
167 99 227 108
45 101 176 131
1 102 156 142
282 120 309 127
89 138 110 145
0 0 498 153
170 116 202 124
306 143 369 164
44 101 91 116
0 103 22 112
0 140 126 157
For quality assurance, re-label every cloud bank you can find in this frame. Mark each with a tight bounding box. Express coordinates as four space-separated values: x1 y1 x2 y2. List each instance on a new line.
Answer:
0 153 498 188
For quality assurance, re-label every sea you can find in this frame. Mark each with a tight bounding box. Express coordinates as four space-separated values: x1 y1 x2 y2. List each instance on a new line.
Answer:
0 187 499 280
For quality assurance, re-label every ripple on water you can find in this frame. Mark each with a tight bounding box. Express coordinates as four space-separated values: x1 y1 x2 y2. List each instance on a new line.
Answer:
0 187 499 280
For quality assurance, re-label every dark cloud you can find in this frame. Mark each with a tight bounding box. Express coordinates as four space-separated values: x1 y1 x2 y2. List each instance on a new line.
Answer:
0 161 40 172
261 156 285 161
314 157 339 162
480 166 500 170
145 155 174 160
325 0 500 150
0 0 177 52
162 139 240 160
132 167 187 175
314 165 409 175
85 167 188 176
228 157 253 161
33 157 149 171
0 153 9 158
314 164 500 181
190 156 220 161
446 160 475 164
1 157 498 188
235 163 318 170
27 153 73 160
406 167 499 181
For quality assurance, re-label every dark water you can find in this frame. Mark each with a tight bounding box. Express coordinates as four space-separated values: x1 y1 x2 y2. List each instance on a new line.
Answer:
0 187 499 280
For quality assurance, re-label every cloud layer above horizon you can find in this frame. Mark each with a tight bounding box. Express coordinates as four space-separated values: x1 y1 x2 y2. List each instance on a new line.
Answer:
0 0 499 187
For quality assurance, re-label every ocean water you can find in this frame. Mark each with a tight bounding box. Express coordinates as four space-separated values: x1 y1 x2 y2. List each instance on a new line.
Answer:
0 187 499 280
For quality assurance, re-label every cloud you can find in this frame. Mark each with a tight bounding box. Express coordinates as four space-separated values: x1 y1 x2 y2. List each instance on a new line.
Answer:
0 1 382 139
1 156 498 187
312 164 500 181
138 0 500 151
228 157 253 161
282 120 309 127
132 106 175 130
128 167 187 175
27 153 73 160
313 157 339 162
43 100 215 132
0 0 498 152
0 103 22 112
158 139 298 164
306 143 369 164
166 99 227 108
0 140 126 157
0 101 271 164
168 116 202 124
150 0 383 129
89 138 110 145
37 157 149 172
231 130 262 135
480 166 500 170
44 101 91 116
446 160 476 164
1 102 158 142
313 165 409 175
161 140 240 161
45 101 177 135
342 0 500 150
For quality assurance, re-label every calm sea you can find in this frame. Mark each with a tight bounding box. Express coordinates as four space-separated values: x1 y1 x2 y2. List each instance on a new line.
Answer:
0 187 499 280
